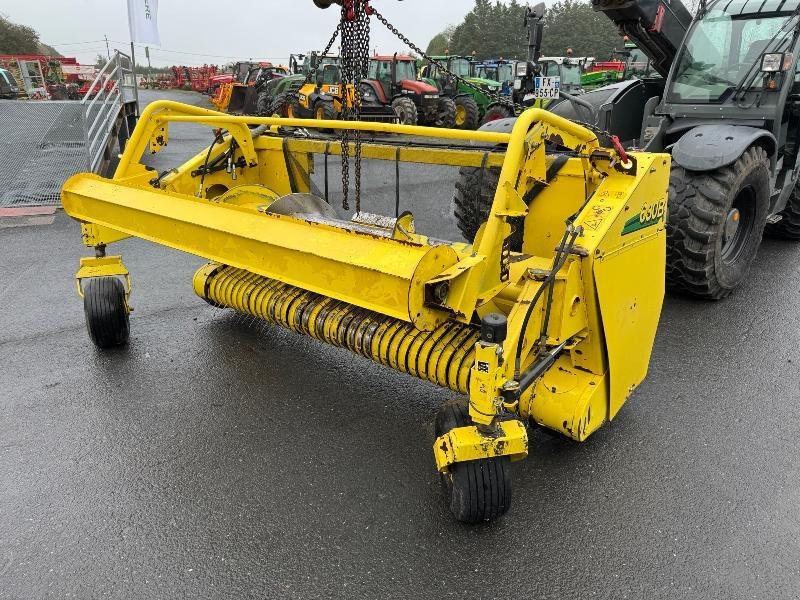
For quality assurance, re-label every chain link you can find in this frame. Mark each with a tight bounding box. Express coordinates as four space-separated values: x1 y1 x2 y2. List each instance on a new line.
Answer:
339 0 370 212
370 6 519 113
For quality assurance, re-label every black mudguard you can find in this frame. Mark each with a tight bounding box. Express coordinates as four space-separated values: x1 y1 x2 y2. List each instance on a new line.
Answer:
671 125 776 171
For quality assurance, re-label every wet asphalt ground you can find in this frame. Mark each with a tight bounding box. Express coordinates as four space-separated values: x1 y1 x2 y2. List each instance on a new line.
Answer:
2 89 799 599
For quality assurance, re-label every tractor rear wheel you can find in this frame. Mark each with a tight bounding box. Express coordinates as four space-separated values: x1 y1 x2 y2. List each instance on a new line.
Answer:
391 96 418 125
256 90 271 116
83 277 129 349
453 96 480 130
434 401 512 524
764 184 800 240
480 103 515 126
433 97 456 128
667 146 770 299
453 166 524 250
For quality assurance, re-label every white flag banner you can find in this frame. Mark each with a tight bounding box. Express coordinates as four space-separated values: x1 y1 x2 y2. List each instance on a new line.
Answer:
127 0 160 46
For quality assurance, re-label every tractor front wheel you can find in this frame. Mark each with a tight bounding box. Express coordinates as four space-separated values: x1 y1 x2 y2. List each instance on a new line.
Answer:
434 97 456 128
453 96 480 130
391 96 418 125
83 277 130 349
667 146 770 298
434 401 512 524
480 102 515 126
764 183 800 240
272 92 298 118
314 100 336 121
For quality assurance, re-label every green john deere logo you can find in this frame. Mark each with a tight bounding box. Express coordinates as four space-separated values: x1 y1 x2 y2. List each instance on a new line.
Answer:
622 200 666 236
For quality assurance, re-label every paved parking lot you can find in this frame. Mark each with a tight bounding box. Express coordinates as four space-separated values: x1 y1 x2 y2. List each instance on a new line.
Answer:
1 90 799 599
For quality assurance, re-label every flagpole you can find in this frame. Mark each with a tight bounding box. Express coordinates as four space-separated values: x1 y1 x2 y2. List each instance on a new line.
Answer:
130 41 140 115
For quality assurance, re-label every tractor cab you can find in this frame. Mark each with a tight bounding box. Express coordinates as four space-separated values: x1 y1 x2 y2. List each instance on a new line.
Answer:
365 55 445 125
420 55 507 127
615 41 657 78
473 60 516 98
538 56 585 94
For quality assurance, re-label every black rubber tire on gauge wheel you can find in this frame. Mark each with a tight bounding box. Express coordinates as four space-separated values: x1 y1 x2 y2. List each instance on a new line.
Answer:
453 166 524 251
434 401 512 524
83 277 130 349
667 145 770 299
391 96 418 125
764 184 800 240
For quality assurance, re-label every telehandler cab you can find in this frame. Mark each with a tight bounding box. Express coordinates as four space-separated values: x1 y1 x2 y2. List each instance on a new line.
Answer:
62 0 672 523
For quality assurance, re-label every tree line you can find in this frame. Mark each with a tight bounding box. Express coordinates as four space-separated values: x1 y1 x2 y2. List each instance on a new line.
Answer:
426 0 625 60
0 14 61 56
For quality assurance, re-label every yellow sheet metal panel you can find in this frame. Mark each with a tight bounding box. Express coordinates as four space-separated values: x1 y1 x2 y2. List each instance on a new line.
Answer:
521 354 609 441
594 234 665 420
592 152 670 419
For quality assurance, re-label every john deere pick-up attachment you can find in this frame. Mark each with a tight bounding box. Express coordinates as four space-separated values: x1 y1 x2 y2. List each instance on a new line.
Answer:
62 97 669 522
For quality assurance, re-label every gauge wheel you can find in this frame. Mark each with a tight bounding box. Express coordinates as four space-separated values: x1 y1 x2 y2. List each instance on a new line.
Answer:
83 277 130 349
434 401 512 524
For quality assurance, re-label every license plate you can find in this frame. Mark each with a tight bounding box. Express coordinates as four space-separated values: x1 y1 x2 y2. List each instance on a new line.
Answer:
532 76 560 99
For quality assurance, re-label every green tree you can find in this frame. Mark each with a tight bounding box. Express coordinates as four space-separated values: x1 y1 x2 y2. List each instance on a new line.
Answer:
0 15 40 54
540 0 621 59
426 24 457 55
427 0 623 61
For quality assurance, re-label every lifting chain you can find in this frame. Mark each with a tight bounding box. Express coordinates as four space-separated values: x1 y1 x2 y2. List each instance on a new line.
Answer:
304 24 342 86
338 0 371 212
370 6 519 112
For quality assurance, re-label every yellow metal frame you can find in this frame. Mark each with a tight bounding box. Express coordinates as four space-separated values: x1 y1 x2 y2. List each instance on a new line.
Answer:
61 99 670 471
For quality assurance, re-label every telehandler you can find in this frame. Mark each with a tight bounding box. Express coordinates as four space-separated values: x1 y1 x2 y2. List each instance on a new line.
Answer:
62 0 671 523
482 0 800 299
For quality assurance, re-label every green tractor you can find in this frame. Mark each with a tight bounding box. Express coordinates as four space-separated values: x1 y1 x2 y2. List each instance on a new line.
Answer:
419 55 512 129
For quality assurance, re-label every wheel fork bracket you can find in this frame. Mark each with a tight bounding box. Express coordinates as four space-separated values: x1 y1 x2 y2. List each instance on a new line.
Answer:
75 255 133 311
432 419 528 472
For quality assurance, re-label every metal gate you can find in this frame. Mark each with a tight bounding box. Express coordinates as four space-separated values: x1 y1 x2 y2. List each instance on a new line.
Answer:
0 51 138 208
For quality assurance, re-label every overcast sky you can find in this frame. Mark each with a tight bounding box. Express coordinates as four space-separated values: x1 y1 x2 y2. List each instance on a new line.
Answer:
0 1 525 67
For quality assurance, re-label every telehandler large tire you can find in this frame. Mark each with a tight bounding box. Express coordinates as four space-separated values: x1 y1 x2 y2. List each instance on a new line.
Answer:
667 146 770 299
434 401 511 524
391 96 418 125
83 277 129 349
764 184 800 240
453 166 524 250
